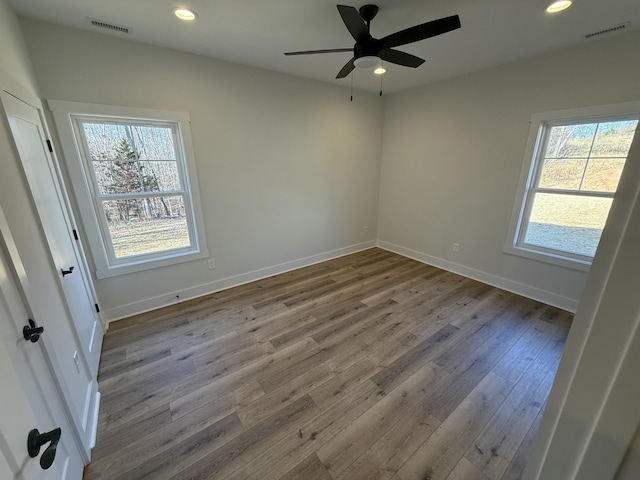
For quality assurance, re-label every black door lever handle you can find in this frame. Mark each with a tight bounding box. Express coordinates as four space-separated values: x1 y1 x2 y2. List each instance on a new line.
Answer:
27 427 61 470
23 319 44 343
61 266 74 277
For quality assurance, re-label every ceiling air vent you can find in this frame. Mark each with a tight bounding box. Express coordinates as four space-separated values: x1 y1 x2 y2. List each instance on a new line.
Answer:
584 22 631 39
88 18 130 34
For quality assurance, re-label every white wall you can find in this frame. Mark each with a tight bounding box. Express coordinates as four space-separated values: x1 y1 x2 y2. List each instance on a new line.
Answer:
378 29 640 311
0 3 62 332
0 0 37 98
17 16 640 319
19 18 384 320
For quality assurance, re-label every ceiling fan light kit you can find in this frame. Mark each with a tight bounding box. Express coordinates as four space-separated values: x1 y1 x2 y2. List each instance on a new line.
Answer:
284 4 461 79
354 56 380 68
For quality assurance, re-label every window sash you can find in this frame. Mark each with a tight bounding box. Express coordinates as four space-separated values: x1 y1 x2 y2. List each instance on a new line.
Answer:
529 188 614 199
517 118 621 259
72 116 199 266
75 118 188 193
92 192 196 265
516 189 608 262
504 104 640 271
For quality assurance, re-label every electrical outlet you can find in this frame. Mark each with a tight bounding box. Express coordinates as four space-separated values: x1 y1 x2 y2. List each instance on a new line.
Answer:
363 226 369 234
208 258 216 269
452 243 460 252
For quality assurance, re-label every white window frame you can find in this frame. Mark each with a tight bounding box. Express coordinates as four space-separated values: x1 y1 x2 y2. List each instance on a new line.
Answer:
49 100 209 278
505 101 640 272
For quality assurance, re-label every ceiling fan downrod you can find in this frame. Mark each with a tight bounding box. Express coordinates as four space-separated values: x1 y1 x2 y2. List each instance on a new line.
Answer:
359 4 379 31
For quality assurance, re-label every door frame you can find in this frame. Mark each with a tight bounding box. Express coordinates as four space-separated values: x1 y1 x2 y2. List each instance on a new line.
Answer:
0 201 86 475
0 89 101 462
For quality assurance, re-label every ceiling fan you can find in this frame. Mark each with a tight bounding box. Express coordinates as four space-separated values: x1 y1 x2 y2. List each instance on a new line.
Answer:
284 4 461 79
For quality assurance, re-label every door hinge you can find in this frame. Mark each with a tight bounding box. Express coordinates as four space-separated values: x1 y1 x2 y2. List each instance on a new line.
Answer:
95 303 100 313
46 140 53 153
72 229 79 240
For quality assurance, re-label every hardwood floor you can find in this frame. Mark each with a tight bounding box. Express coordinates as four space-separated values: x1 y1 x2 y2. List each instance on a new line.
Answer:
84 248 572 480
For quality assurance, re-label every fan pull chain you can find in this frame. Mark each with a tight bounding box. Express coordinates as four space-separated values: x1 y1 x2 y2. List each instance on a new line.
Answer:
380 70 383 97
350 70 354 102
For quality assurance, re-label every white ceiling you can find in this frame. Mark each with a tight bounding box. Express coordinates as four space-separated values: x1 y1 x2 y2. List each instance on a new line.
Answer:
9 0 640 94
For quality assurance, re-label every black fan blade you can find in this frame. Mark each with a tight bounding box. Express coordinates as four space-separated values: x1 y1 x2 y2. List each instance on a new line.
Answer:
379 49 425 68
380 15 461 49
284 48 353 56
337 5 370 42
336 58 355 79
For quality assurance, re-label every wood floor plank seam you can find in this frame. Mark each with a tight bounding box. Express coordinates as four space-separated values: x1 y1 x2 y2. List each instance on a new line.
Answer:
86 248 571 480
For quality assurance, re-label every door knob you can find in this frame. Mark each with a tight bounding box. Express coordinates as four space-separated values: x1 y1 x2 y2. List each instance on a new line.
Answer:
61 266 74 277
23 319 44 343
27 427 61 470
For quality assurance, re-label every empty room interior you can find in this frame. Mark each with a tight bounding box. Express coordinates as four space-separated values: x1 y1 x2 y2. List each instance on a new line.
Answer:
1 0 640 479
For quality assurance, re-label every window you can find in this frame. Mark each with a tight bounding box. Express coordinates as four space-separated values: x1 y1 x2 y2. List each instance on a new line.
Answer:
50 101 208 278
506 102 640 270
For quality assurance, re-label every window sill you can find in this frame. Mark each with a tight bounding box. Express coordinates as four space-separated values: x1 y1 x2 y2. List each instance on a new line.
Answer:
95 248 209 279
503 243 591 273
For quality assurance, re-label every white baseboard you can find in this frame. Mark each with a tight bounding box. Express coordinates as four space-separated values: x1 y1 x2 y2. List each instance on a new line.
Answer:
104 238 578 322
377 240 578 313
103 241 377 322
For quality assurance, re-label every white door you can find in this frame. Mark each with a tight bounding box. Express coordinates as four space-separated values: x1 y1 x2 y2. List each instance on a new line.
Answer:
0 216 84 479
1 91 101 460
1 91 103 379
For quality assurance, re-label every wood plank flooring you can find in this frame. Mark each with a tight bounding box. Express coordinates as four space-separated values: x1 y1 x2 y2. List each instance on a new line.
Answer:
84 248 572 480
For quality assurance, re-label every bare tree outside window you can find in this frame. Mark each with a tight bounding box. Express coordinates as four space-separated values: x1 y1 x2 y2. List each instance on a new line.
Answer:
81 121 192 259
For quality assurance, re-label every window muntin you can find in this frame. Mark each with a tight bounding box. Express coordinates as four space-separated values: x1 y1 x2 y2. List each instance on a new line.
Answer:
514 117 638 265
74 118 197 265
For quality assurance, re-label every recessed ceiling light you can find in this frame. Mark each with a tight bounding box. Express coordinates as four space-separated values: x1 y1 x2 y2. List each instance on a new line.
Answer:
546 1 572 13
374 67 386 75
174 8 198 21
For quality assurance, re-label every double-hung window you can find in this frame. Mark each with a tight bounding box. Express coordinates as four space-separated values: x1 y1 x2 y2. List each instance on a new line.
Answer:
50 101 208 278
506 102 640 270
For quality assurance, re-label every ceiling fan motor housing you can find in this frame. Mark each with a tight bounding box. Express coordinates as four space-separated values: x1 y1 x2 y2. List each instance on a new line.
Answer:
354 39 382 60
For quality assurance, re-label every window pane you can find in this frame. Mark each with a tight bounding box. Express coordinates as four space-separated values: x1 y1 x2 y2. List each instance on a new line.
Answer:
581 158 625 193
138 161 182 191
523 193 612 257
83 123 131 160
581 120 638 192
93 160 146 194
545 124 597 159
590 120 638 157
102 195 191 258
93 159 181 195
131 126 177 161
538 158 587 189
